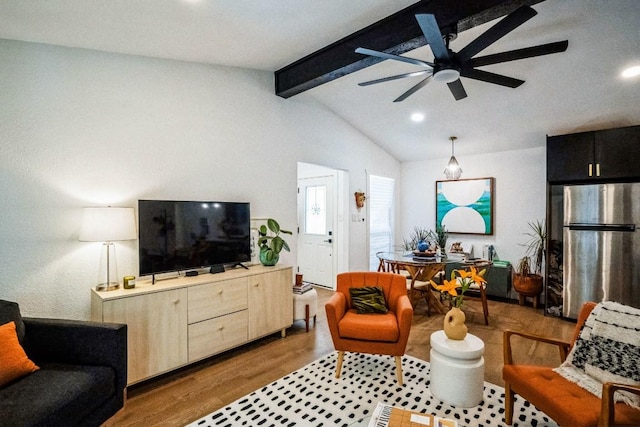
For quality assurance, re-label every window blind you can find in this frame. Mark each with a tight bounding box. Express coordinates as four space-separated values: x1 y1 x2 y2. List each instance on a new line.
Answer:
368 175 395 271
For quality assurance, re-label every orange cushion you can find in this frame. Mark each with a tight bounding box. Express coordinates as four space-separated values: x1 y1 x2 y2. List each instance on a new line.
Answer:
504 365 640 427
338 310 399 342
0 321 39 387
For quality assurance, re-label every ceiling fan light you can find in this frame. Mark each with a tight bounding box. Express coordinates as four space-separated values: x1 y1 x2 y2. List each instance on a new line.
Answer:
433 68 460 83
622 66 640 78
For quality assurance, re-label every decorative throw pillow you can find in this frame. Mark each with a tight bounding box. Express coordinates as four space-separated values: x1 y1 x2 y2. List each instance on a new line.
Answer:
349 286 388 314
0 321 39 388
0 300 25 344
555 301 640 409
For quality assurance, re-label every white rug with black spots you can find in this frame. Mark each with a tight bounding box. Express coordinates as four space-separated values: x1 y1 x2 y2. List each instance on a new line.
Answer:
187 352 557 427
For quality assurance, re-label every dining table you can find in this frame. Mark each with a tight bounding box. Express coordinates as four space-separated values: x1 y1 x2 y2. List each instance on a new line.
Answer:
376 251 452 315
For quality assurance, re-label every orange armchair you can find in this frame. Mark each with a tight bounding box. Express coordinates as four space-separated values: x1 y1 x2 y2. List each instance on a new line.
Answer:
503 302 640 427
325 272 413 385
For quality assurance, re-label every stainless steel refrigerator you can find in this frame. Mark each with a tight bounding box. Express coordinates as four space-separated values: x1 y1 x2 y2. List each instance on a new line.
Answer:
563 183 640 319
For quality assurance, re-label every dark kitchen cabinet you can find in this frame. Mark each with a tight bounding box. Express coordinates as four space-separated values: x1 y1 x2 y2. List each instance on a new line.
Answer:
547 125 640 183
595 126 640 180
547 131 594 182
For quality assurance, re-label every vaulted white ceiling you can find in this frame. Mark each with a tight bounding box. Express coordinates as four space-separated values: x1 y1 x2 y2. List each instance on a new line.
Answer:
2 0 639 161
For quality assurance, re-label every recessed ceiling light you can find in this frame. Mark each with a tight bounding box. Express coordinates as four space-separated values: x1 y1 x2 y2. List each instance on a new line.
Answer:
622 66 640 78
411 112 425 122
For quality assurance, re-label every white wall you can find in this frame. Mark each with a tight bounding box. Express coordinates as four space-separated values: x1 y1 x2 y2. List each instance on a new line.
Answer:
0 39 400 319
400 147 546 268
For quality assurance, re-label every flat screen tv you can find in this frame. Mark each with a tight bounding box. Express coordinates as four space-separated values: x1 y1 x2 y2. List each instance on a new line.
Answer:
138 200 251 277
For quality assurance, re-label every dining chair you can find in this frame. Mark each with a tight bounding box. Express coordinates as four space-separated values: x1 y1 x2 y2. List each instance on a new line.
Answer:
460 281 489 325
448 263 490 325
404 263 446 316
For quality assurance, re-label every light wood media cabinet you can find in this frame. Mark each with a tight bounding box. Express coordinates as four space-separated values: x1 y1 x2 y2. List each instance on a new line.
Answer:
91 265 293 385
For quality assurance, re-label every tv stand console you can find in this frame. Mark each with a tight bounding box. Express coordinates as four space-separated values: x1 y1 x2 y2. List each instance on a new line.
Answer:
91 264 293 385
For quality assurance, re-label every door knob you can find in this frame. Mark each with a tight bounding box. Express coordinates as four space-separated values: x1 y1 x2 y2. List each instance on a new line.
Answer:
324 239 332 243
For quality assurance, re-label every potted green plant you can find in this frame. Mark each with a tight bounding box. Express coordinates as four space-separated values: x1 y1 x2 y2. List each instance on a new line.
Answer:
435 224 448 254
402 226 436 252
258 218 292 266
513 219 546 305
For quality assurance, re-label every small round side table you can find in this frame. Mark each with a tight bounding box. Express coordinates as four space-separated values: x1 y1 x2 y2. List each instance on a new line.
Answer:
292 288 317 332
429 330 485 407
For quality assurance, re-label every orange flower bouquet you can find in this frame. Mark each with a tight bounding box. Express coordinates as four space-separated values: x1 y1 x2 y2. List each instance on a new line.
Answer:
430 266 487 308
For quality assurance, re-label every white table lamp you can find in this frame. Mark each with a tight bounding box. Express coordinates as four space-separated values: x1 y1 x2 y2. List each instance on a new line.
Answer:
79 207 136 291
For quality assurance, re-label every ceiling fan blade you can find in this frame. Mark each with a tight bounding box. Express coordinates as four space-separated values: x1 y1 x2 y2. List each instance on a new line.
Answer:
415 14 450 61
458 5 537 61
358 70 431 86
461 68 524 88
393 76 432 102
469 41 568 67
447 79 468 100
355 47 433 68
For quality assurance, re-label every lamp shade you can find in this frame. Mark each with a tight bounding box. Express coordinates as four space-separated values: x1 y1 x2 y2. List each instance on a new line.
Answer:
444 156 463 180
443 136 463 180
79 207 137 242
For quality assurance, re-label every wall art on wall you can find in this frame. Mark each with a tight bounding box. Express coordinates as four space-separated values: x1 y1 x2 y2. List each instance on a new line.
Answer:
436 177 494 235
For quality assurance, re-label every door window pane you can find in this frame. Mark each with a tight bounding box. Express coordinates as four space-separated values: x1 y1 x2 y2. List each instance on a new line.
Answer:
305 185 326 235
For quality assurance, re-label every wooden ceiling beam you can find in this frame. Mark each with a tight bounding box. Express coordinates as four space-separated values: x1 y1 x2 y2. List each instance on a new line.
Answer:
275 0 544 98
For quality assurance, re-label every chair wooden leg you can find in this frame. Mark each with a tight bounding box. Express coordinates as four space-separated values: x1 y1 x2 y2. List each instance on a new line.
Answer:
481 288 489 325
424 290 432 317
505 382 514 425
421 294 430 316
336 351 344 378
395 356 403 386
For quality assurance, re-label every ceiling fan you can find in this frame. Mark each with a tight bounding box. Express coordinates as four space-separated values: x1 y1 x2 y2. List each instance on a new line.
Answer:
355 5 568 102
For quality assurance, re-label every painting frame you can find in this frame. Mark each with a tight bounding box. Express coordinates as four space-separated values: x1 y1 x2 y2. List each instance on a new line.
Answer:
436 177 494 235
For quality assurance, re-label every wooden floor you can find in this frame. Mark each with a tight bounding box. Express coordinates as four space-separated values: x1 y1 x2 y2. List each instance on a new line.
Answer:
105 287 576 426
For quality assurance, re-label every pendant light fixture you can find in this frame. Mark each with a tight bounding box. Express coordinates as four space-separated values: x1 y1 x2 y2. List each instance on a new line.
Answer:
444 136 462 180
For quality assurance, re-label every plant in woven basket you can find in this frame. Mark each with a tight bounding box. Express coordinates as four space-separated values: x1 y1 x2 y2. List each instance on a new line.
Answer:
518 219 546 275
514 219 546 298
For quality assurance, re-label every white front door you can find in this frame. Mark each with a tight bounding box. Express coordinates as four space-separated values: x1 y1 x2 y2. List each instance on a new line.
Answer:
297 176 334 287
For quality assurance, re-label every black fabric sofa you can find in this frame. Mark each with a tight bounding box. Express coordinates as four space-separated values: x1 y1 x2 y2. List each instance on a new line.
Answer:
0 300 127 426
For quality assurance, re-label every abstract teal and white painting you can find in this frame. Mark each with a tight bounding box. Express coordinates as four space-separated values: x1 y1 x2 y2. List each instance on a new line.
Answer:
436 178 494 235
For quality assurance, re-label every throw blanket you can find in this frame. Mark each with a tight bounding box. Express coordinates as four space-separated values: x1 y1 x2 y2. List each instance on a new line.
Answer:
554 301 640 409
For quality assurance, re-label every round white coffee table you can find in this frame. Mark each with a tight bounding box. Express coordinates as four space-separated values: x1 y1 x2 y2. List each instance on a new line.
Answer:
429 330 485 407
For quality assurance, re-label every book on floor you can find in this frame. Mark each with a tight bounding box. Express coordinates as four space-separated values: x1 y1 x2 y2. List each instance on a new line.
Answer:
367 402 458 427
